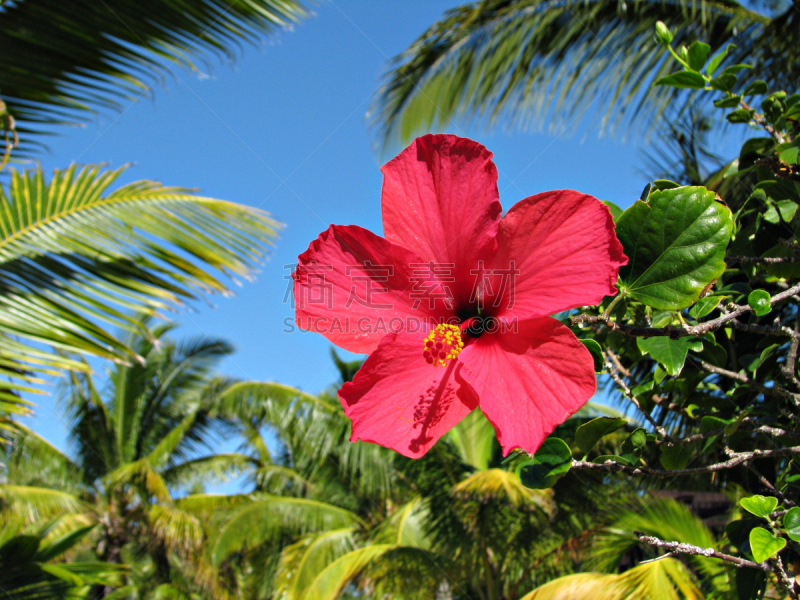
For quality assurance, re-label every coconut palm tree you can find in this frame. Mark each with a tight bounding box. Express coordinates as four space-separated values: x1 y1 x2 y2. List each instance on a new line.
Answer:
0 321 262 598
206 360 723 600
0 163 279 437
0 0 310 155
368 0 798 152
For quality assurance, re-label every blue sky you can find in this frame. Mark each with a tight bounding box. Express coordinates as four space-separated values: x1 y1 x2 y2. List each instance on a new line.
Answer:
26 1 669 454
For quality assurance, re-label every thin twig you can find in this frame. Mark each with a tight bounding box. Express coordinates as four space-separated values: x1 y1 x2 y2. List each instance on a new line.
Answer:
603 351 668 439
694 358 800 408
634 533 769 572
571 283 800 340
572 445 800 477
727 255 800 264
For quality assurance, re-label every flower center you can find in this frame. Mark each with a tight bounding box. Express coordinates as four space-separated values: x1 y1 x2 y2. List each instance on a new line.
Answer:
422 324 464 367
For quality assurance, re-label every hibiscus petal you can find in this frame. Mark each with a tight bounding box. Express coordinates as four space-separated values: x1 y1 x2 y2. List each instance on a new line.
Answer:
491 191 627 318
294 225 449 354
339 329 478 458
381 134 502 306
457 317 596 455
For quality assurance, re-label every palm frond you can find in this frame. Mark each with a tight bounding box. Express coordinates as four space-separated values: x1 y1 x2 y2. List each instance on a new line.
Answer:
0 485 89 525
298 544 394 600
520 558 702 600
452 468 555 512
149 504 204 555
274 528 358 600
0 0 310 154
3 426 84 492
211 495 364 566
369 0 779 153
161 452 256 490
447 408 496 470
0 163 279 382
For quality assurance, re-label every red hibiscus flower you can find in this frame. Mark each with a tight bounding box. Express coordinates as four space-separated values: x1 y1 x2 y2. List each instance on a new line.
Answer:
293 134 627 458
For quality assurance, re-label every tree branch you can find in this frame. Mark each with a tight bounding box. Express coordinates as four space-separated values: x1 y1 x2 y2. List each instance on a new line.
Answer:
571 283 800 340
572 445 800 477
634 533 769 571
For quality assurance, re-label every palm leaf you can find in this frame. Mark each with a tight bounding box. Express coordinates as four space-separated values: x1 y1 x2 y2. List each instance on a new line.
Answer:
520 558 702 600
274 528 358 600
298 544 394 600
369 0 784 152
447 408 496 470
0 0 310 154
0 485 89 524
0 164 278 431
452 468 555 512
211 495 364 566
149 504 204 554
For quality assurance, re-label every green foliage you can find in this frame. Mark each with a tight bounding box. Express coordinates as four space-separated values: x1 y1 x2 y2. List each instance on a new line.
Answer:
0 0 310 154
615 185 733 310
368 0 794 152
517 438 572 489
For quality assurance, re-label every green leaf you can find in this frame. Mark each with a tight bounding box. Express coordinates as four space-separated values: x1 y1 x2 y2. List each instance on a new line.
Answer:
737 568 767 600
652 179 681 191
714 95 742 109
721 64 753 75
783 507 800 542
749 527 785 563
616 186 733 310
706 44 736 77
620 427 647 465
517 438 572 489
779 146 799 165
740 495 778 519
689 296 722 319
687 41 711 71
654 71 707 89
575 417 628 457
579 339 604 372
699 416 728 452
696 341 727 368
660 442 696 470
637 337 696 376
727 109 754 123
602 200 624 221
747 290 772 316
709 73 737 92
743 80 769 96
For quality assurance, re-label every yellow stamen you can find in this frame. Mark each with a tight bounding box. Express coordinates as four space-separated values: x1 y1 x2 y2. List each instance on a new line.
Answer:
422 324 464 367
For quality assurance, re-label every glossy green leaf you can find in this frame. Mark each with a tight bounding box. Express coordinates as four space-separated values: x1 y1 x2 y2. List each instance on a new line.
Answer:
747 290 772 316
655 71 707 89
783 507 800 542
689 295 722 319
579 339 604 373
620 427 647 465
713 95 742 109
637 337 696 376
602 200 624 221
575 417 627 457
779 146 799 165
740 495 778 519
706 43 735 77
616 186 733 310
660 442 696 470
517 438 572 489
749 527 785 563
727 108 754 123
743 80 769 96
709 73 737 92
687 41 711 71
